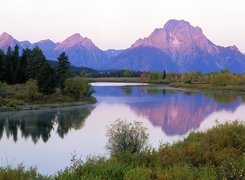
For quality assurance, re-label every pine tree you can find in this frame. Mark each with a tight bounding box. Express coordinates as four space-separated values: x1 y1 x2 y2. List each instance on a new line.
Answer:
12 45 20 83
0 50 6 82
37 62 56 95
26 47 46 80
12 45 25 83
57 52 70 94
163 70 167 80
6 47 15 84
19 48 31 83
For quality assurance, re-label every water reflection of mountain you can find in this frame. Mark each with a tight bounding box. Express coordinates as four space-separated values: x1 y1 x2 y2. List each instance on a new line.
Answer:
0 106 94 143
94 86 244 136
130 94 244 136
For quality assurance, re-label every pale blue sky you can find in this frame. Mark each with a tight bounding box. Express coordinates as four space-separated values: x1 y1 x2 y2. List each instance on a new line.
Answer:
0 0 244 52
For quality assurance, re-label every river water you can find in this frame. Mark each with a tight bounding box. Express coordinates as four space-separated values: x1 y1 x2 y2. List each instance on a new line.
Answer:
0 82 244 174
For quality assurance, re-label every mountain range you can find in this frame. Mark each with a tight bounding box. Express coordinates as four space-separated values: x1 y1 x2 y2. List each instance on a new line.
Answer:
0 19 245 73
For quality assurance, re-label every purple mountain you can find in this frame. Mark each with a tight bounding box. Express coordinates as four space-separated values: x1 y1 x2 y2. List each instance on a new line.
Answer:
126 19 245 73
0 32 20 51
53 33 108 69
31 39 59 60
0 20 245 73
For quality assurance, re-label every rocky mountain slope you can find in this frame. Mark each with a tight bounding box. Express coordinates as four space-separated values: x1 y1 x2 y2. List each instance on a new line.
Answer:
0 19 245 73
127 19 245 73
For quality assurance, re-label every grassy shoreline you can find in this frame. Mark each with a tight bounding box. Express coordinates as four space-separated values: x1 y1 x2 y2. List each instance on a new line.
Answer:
0 96 97 112
88 77 245 94
169 82 245 94
1 77 245 112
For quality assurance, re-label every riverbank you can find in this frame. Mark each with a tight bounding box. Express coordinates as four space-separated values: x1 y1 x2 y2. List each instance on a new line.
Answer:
0 96 97 112
87 77 151 83
88 77 245 94
0 79 96 112
0 121 244 179
169 82 245 94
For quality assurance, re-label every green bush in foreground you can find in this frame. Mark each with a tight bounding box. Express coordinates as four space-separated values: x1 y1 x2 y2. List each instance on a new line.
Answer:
55 121 245 179
0 122 244 179
106 120 149 154
0 164 45 180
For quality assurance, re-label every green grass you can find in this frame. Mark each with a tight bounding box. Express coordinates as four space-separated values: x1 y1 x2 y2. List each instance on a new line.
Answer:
170 82 245 94
0 164 48 180
0 83 96 112
54 121 245 179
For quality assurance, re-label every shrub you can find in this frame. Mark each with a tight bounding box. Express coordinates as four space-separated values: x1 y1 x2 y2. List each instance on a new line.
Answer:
0 81 8 94
7 99 24 107
25 79 39 101
0 96 5 106
184 79 192 84
156 163 217 179
3 122 244 179
0 164 45 180
65 76 93 101
106 120 149 155
14 93 27 100
124 167 152 180
211 73 228 86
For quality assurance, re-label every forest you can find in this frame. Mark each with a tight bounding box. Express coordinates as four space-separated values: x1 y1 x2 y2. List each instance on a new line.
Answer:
0 46 94 111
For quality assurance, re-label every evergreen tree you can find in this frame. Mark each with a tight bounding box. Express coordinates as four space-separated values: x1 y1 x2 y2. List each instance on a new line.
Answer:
163 70 167 80
12 45 20 83
6 47 15 84
0 50 6 82
19 48 31 83
15 58 24 83
12 45 25 83
37 62 56 95
27 47 46 80
57 52 70 94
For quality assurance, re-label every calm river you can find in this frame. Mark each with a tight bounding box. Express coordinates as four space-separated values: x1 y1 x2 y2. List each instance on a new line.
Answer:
0 82 245 174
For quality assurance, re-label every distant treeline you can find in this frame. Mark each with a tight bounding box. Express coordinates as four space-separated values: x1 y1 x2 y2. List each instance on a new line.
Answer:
1 45 245 88
140 70 245 86
94 69 142 78
94 69 245 86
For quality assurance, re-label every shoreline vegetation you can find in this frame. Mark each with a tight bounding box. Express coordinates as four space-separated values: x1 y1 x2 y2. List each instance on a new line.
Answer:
0 121 244 179
87 68 245 94
87 76 245 94
0 47 95 112
0 96 96 112
0 79 96 112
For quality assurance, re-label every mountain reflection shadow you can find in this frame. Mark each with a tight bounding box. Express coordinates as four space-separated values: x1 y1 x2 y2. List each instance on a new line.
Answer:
111 86 244 136
129 92 244 136
0 106 95 143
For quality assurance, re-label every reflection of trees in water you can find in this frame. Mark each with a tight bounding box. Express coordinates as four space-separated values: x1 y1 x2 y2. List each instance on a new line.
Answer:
0 120 4 140
129 90 243 136
242 96 245 102
0 106 94 143
141 86 166 95
120 86 167 96
121 86 132 95
118 86 244 136
19 111 56 143
206 93 240 104
56 108 93 138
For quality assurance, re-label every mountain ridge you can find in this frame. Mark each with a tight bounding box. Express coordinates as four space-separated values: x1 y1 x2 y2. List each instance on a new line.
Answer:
0 19 245 73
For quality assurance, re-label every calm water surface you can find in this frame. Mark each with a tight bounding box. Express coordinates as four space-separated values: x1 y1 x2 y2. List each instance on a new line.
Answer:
0 82 245 174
